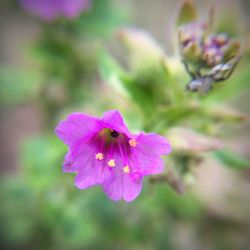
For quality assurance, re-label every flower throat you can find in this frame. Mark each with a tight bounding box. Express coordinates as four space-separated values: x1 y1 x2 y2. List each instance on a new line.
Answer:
110 130 119 138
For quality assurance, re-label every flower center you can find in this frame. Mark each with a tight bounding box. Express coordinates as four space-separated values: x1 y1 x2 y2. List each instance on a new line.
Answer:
110 130 120 138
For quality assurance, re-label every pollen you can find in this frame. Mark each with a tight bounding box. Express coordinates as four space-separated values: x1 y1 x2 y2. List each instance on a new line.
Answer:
108 159 116 167
95 152 104 161
129 138 137 147
123 165 130 174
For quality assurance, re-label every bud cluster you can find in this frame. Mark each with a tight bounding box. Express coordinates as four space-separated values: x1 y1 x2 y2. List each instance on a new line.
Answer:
178 21 240 68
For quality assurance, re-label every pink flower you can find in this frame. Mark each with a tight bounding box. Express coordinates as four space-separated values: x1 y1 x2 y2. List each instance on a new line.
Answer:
55 110 171 202
20 0 90 20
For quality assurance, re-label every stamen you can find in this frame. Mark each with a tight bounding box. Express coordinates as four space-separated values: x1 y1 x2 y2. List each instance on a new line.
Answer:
129 138 137 147
108 159 116 167
95 152 104 161
123 165 130 174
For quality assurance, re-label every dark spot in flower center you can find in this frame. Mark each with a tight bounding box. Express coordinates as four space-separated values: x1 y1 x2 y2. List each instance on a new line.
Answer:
182 39 191 48
110 130 120 138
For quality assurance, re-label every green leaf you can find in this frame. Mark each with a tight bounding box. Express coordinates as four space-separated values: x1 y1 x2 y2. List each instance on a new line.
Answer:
0 66 41 105
177 1 197 26
215 149 250 170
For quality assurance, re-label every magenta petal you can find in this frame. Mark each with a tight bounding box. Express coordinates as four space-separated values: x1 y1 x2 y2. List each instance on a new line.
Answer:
75 170 98 189
102 151 124 201
63 151 74 172
123 174 143 202
75 161 103 189
101 152 124 201
102 110 132 137
74 148 111 189
128 133 170 175
130 151 165 175
102 167 143 202
102 169 123 201
55 113 101 146
74 157 111 189
102 151 143 202
62 142 96 173
136 133 172 156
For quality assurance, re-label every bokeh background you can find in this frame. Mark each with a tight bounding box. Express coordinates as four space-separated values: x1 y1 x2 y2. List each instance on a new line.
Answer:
0 0 250 249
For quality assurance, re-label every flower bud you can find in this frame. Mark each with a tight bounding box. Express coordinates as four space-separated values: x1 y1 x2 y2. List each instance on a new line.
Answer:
178 22 206 62
203 33 230 66
178 21 240 68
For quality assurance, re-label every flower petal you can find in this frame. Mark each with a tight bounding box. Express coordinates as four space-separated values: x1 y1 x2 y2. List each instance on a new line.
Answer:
102 168 123 201
127 133 171 175
74 146 112 189
123 174 143 202
55 113 101 146
136 133 172 155
63 151 74 172
101 110 132 137
74 160 104 189
102 166 143 202
63 142 96 173
102 150 143 202
101 151 124 201
130 150 165 175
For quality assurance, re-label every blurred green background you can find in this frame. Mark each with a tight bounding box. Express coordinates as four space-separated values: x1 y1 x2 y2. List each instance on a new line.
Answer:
0 0 250 249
